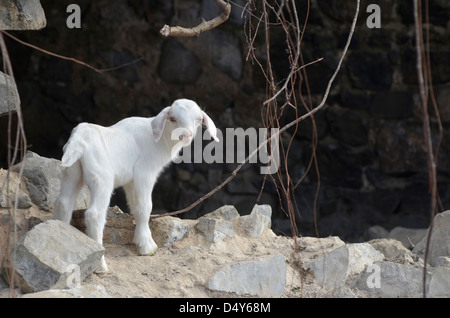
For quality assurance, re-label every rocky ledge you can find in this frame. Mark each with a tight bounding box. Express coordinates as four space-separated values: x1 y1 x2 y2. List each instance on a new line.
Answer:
0 153 449 298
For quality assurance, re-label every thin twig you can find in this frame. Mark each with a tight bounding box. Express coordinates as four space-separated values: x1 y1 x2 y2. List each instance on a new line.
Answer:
1 31 143 73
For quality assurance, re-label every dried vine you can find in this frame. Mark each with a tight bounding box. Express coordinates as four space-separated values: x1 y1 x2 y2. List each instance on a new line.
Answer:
152 1 361 226
413 0 443 298
0 31 26 297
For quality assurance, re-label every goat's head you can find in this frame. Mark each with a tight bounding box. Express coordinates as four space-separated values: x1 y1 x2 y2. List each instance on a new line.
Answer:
151 99 219 145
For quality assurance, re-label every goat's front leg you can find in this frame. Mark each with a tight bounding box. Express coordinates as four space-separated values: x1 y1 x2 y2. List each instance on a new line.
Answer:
125 183 158 255
134 202 158 255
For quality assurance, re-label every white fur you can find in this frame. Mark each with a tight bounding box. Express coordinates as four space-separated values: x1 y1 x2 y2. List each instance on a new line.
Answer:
53 99 218 273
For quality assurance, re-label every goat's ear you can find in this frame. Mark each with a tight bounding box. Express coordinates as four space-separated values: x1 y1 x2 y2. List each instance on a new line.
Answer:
202 111 219 142
151 106 171 142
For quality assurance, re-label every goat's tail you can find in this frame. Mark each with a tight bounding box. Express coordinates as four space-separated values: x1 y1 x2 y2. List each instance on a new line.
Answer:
61 123 89 167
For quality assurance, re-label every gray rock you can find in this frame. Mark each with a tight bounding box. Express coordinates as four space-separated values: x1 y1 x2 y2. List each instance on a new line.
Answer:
12 151 90 211
71 206 135 245
428 267 450 297
413 211 450 266
308 243 384 289
435 256 450 268
208 253 286 297
352 260 430 297
0 275 7 289
16 193 32 209
5 219 104 293
196 217 234 243
0 191 32 209
0 71 20 116
368 238 411 260
150 216 191 247
72 208 192 247
236 204 271 238
104 206 135 245
388 226 427 249
324 286 356 298
0 0 46 30
366 225 389 240
21 284 110 298
203 205 239 221
297 236 345 261
252 204 272 218
0 193 8 208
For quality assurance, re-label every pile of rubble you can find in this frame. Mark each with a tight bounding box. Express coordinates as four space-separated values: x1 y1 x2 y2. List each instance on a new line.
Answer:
0 152 449 297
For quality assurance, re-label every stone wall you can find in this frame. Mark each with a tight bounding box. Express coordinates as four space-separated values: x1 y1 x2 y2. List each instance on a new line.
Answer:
1 0 449 242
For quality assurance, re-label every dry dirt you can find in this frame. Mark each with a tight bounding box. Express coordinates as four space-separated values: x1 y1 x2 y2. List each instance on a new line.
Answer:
88 229 300 298
83 227 346 298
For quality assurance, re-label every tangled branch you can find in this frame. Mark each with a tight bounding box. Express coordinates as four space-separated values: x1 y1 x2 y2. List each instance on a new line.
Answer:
152 0 361 219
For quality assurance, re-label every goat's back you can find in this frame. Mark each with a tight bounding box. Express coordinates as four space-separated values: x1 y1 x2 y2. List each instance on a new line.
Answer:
61 117 167 187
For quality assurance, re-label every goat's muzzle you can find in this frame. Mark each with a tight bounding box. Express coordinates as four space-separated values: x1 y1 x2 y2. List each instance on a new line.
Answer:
178 130 193 144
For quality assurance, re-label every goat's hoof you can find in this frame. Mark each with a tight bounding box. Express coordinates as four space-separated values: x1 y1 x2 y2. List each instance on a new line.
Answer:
96 265 109 274
139 241 158 256
95 257 109 273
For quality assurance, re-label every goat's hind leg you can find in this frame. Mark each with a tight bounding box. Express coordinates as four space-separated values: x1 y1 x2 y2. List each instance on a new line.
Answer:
54 162 83 223
84 173 114 273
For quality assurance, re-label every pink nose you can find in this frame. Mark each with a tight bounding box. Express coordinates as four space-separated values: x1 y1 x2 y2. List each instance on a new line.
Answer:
179 131 192 141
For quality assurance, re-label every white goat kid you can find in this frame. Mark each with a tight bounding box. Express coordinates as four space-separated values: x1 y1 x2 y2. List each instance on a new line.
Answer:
54 99 218 273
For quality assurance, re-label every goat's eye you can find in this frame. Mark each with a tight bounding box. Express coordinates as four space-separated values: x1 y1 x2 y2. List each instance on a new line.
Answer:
169 117 177 123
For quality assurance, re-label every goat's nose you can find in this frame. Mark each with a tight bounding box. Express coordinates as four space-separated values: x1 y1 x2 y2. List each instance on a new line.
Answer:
179 130 192 141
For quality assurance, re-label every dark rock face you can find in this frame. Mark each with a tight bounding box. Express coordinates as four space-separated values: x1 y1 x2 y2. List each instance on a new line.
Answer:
370 92 413 119
1 0 449 242
376 122 428 175
347 52 393 90
328 109 369 147
158 39 202 85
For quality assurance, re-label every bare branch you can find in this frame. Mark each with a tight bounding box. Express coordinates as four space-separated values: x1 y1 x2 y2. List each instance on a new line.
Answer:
160 0 231 37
